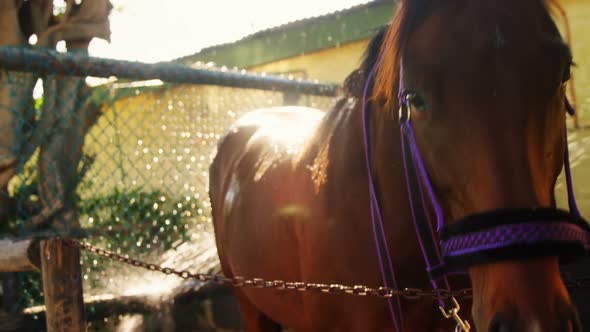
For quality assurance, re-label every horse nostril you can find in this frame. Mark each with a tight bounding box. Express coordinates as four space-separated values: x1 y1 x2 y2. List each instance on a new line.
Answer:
488 314 516 332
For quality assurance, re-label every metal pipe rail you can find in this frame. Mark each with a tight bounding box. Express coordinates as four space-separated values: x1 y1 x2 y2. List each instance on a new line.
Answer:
0 46 339 96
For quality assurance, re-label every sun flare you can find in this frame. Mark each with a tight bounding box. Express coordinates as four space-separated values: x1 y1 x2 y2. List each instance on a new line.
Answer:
235 106 324 156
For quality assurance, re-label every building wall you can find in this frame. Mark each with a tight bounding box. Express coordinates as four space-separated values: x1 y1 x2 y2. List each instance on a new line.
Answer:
550 1 590 216
248 39 369 84
562 0 590 126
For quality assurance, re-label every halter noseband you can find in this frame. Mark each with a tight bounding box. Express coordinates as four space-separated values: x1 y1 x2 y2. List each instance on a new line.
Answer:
361 61 590 331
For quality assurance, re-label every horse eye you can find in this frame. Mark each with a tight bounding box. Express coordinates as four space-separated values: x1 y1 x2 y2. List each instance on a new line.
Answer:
408 93 427 112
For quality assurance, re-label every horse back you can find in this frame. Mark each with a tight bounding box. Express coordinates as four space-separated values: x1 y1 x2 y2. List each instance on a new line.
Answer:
209 105 325 219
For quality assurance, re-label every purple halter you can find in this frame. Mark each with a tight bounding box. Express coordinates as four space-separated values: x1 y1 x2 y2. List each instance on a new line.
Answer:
361 62 590 331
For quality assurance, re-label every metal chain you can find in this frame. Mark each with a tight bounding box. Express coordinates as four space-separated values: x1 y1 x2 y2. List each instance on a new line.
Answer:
65 239 472 301
66 239 590 300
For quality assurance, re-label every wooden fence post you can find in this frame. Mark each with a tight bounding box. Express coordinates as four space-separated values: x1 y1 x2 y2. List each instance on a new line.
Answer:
40 239 85 332
37 38 92 332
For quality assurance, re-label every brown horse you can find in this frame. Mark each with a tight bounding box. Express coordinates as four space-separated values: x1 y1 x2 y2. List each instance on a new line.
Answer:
209 0 583 331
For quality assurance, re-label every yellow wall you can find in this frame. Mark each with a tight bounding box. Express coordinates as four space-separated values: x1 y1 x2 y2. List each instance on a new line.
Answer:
248 39 370 84
561 0 590 126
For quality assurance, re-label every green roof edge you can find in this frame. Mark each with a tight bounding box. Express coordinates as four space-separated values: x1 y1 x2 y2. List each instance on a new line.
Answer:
173 0 396 68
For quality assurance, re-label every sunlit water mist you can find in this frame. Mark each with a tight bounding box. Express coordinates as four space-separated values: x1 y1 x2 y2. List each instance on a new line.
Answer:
115 315 144 332
84 225 219 299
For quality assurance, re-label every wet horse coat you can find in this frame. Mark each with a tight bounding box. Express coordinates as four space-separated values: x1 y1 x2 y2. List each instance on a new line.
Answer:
210 0 582 331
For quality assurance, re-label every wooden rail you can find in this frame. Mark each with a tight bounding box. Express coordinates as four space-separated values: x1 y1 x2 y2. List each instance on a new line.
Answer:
0 238 40 272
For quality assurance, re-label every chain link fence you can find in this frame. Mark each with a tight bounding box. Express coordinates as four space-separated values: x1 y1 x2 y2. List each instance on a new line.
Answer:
0 46 337 331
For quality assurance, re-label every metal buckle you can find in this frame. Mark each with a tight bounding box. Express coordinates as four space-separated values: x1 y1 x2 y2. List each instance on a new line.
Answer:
438 297 471 332
398 93 415 123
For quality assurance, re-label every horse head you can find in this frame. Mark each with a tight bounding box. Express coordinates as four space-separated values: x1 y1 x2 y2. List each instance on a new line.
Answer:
372 1 585 331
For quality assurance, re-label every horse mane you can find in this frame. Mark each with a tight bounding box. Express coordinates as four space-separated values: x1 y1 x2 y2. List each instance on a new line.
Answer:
371 0 561 111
